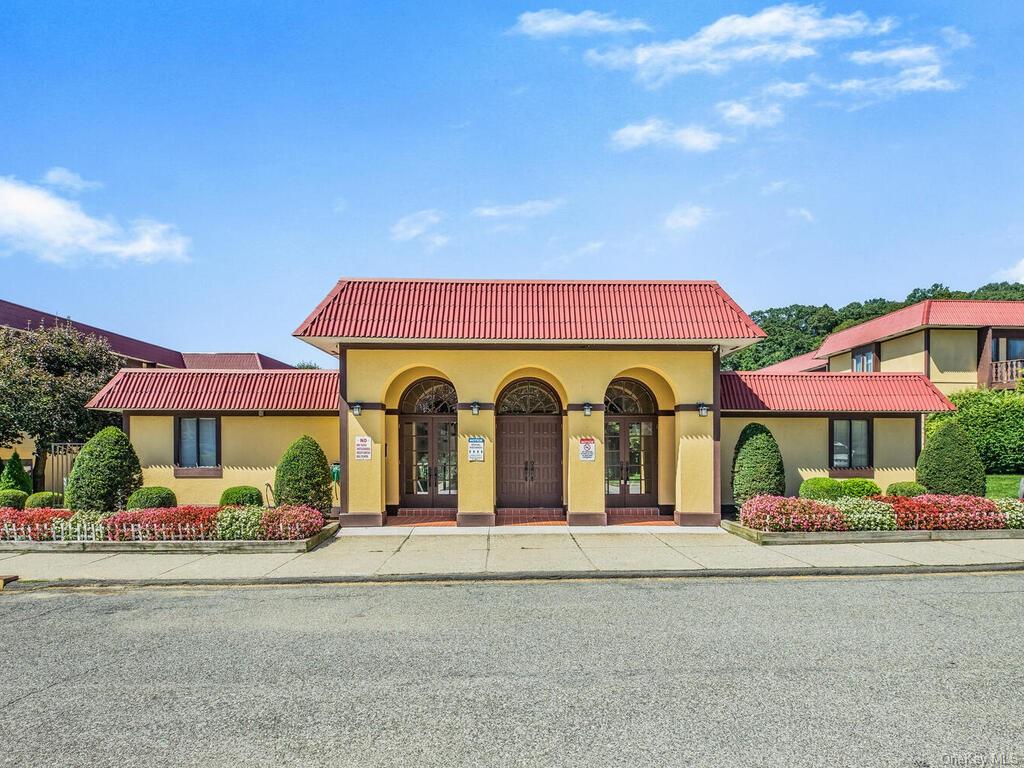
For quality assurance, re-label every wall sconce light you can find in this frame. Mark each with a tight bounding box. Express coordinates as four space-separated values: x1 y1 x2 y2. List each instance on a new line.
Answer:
697 402 709 417
352 402 362 416
583 402 592 417
471 401 480 416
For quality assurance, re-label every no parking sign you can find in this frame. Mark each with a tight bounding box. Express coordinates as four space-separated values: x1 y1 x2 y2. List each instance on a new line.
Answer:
578 437 596 461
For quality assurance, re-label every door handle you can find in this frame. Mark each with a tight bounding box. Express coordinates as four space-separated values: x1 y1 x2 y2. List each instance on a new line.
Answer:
620 463 627 483
528 460 536 481
524 461 529 481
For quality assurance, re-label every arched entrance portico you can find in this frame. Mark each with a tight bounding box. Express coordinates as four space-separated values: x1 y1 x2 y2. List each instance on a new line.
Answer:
604 378 658 508
398 378 458 508
496 379 563 508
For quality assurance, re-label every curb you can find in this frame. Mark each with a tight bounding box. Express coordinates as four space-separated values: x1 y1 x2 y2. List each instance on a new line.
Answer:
6 561 1024 589
720 519 1024 545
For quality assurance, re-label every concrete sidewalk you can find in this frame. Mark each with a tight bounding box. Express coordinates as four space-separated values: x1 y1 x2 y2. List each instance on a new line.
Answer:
4 525 1024 585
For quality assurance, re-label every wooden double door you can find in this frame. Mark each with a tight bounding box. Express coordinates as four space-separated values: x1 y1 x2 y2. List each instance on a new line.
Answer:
496 415 563 508
399 415 458 508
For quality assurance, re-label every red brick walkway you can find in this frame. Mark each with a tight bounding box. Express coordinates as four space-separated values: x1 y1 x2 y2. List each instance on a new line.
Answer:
384 507 674 527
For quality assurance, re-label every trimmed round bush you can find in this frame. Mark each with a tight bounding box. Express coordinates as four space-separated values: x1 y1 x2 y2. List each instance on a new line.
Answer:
219 485 263 507
840 478 882 498
827 497 896 531
25 491 63 509
0 452 33 494
215 505 263 540
0 489 29 509
798 477 844 501
274 435 332 515
65 427 143 512
126 486 177 510
886 481 927 497
731 423 786 505
916 421 985 496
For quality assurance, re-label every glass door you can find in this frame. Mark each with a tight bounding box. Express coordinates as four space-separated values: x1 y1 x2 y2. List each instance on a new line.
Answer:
605 416 657 507
400 417 458 508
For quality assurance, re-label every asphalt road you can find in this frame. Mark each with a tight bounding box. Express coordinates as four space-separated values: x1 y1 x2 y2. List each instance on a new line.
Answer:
2 574 1023 768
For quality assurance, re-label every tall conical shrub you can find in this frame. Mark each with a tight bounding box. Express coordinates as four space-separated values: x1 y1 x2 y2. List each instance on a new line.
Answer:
274 435 332 514
65 427 143 512
0 451 33 494
916 420 985 496
732 423 786 505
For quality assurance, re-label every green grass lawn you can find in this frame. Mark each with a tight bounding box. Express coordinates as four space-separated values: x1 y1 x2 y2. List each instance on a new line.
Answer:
986 474 1023 499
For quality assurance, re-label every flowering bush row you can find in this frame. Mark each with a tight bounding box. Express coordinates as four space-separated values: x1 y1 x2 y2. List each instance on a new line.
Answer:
740 492 1024 533
0 505 324 542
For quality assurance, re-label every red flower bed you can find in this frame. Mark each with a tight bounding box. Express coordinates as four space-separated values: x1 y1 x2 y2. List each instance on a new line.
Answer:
0 507 75 540
104 505 220 541
259 505 324 540
875 495 1005 530
739 495 848 532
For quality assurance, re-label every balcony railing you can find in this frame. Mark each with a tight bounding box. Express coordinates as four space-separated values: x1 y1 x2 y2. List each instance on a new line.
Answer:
990 359 1024 385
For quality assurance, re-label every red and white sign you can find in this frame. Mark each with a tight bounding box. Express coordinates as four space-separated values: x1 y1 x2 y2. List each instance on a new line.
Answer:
578 437 596 462
354 435 372 461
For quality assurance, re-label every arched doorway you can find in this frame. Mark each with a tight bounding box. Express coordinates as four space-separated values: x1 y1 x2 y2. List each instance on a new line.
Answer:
496 379 563 508
399 378 458 508
604 378 658 507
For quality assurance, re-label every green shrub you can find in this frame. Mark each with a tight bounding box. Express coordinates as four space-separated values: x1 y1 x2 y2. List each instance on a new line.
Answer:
927 386 1024 473
274 435 332 514
826 497 897 531
215 505 263 540
886 481 927 497
993 498 1024 529
219 485 263 506
840 478 882 498
126 486 177 510
731 423 786 505
798 477 844 501
0 489 28 509
0 452 33 494
916 421 986 496
65 427 143 512
25 491 63 509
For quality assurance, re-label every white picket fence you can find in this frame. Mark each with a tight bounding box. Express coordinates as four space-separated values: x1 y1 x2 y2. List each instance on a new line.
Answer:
1 520 312 542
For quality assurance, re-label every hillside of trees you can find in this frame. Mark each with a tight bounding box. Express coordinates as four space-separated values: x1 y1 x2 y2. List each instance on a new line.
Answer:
723 282 1024 371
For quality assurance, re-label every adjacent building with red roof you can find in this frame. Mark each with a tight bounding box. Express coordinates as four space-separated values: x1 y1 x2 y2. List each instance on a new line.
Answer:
86 277 954 525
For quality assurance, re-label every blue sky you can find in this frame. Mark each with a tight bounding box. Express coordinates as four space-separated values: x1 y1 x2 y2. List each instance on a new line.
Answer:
1 1 1021 364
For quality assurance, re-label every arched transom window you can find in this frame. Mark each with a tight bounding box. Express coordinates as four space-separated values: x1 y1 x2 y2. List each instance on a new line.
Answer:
497 380 561 415
400 378 457 414
604 379 657 415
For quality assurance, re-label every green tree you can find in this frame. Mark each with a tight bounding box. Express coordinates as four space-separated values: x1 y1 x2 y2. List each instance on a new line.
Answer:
731 423 786 504
274 435 332 514
64 427 143 511
927 386 1024 473
916 421 986 496
293 360 322 369
0 451 33 494
0 323 120 491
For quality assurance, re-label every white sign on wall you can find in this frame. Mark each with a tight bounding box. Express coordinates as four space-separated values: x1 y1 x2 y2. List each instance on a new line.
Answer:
578 437 596 462
354 435 372 461
467 436 485 462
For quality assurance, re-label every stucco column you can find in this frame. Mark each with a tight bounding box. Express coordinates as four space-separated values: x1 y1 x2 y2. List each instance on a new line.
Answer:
566 409 606 525
347 408 385 521
673 410 719 525
456 407 496 526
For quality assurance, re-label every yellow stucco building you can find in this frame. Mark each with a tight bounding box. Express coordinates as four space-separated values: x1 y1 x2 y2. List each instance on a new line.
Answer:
88 279 954 526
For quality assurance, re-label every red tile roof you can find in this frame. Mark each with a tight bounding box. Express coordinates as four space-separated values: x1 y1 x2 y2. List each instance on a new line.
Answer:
0 298 185 367
294 279 766 344
87 370 338 412
816 300 1024 359
720 372 953 413
181 353 293 370
756 350 827 373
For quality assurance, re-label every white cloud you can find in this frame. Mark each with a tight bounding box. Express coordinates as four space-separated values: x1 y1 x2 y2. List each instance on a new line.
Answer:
664 204 711 231
543 239 605 270
586 3 895 86
941 26 973 50
611 118 725 152
762 80 809 98
788 206 815 223
831 64 956 96
390 209 449 251
997 257 1024 284
40 167 102 193
0 175 189 265
761 179 790 195
472 198 564 219
512 9 649 38
717 100 784 127
849 45 939 66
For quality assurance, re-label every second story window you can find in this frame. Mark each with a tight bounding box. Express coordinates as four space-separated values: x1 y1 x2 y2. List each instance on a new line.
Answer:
852 345 876 372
